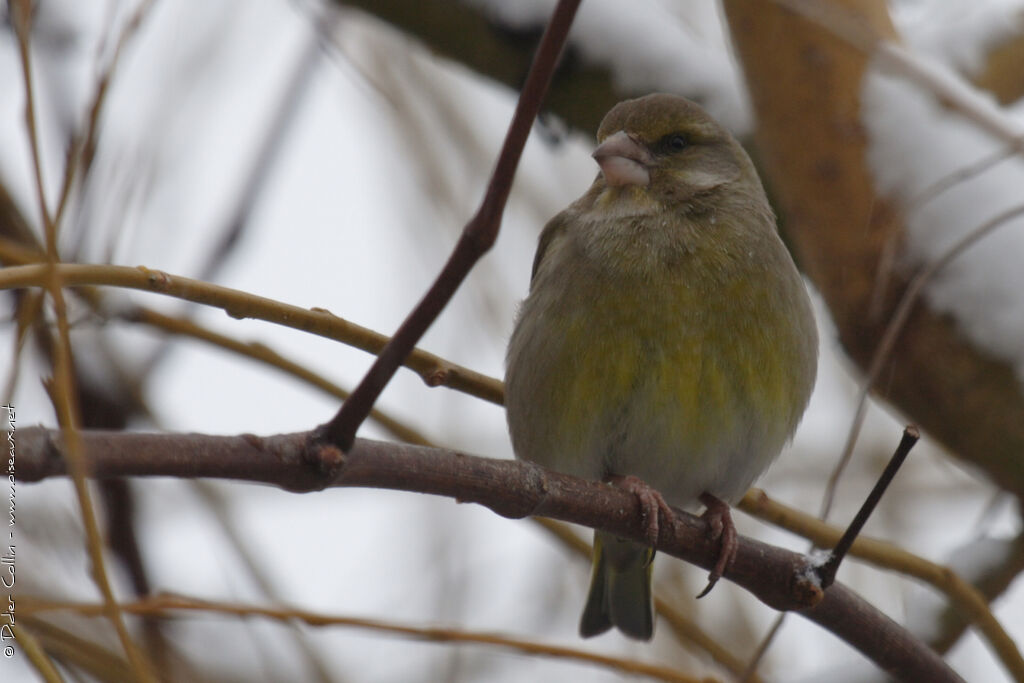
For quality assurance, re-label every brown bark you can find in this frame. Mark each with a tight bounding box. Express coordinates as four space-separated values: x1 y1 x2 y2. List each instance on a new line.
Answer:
975 27 1024 104
19 426 965 682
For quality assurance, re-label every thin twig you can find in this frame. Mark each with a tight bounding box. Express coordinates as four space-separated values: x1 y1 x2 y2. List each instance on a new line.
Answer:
122 305 434 446
905 147 1018 215
741 488 1024 681
9 624 64 683
532 517 759 681
740 613 784 683
0 235 437 446
820 202 1024 520
3 288 44 405
189 1 330 290
772 1 1024 521
190 482 336 683
0 262 505 404
17 616 138 681
11 0 52 232
320 0 581 450
54 0 158 231
816 426 919 588
26 595 705 683
10 3 154 678
928 532 1024 653
869 144 1021 321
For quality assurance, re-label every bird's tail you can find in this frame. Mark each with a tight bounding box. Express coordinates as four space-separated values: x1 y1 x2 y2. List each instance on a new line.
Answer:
579 529 655 640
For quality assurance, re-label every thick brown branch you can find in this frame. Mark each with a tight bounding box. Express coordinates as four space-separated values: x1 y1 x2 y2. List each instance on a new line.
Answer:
20 427 963 682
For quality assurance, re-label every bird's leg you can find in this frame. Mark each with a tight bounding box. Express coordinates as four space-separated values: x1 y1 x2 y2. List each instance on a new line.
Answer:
607 474 675 547
696 492 737 598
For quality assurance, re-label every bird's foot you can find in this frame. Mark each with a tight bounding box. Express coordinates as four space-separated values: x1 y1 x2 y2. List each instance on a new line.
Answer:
696 492 737 598
608 474 674 547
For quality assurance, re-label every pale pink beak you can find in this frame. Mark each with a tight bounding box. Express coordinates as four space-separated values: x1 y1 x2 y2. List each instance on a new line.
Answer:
592 131 654 187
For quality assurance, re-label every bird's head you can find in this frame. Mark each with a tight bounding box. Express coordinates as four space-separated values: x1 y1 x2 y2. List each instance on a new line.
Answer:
592 94 756 206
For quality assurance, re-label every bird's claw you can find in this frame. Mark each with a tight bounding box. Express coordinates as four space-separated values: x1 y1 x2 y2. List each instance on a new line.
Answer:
696 492 737 598
609 474 674 546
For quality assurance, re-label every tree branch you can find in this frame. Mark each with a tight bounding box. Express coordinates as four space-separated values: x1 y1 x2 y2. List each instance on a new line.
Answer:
740 489 1024 679
23 595 703 683
0 262 504 404
19 427 964 682
321 0 580 450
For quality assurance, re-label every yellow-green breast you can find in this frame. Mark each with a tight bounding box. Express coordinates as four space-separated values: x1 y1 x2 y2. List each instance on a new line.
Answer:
505 199 816 508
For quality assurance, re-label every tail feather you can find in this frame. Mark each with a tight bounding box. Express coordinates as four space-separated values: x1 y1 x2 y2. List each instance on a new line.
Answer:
579 530 655 640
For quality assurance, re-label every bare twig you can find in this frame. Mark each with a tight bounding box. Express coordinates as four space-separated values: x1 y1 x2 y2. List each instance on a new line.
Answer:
193 3 329 285
0 238 436 445
320 0 581 450
55 0 158 231
905 148 1019 214
122 305 434 445
9 624 64 683
26 594 705 683
16 616 138 681
821 202 1024 519
10 3 153 678
190 482 336 683
740 614 784 683
532 518 759 681
11 0 52 233
741 488 1024 681
816 426 919 588
0 262 505 404
928 532 1024 653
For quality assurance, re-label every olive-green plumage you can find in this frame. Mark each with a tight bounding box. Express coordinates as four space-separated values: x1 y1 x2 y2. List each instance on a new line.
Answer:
505 94 817 640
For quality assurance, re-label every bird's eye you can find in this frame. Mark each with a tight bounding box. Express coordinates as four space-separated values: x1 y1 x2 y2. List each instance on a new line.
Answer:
667 134 687 152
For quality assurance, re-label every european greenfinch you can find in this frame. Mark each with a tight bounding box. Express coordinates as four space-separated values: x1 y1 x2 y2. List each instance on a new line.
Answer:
505 94 817 640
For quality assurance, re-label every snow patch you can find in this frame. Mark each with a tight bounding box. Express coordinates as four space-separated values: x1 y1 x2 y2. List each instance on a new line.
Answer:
467 0 751 132
862 62 1024 382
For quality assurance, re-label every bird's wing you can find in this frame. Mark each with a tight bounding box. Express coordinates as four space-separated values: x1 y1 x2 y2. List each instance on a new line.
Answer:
531 211 570 285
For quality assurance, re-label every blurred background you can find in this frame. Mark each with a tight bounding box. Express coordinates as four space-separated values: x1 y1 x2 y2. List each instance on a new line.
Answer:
2 0 1023 680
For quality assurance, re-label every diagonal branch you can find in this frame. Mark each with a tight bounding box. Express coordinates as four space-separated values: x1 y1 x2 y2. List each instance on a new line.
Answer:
319 0 580 450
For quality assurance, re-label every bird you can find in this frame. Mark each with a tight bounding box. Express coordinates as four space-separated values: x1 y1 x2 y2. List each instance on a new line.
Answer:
504 93 818 640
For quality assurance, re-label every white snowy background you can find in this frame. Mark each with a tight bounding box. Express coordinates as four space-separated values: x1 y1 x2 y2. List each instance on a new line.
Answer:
2 0 1023 681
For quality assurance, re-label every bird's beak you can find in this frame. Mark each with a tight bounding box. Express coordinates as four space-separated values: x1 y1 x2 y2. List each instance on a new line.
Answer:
592 131 654 187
